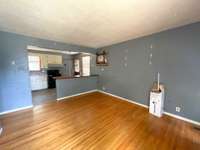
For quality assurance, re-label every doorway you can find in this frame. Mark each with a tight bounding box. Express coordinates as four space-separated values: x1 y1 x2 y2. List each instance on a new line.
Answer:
28 54 60 105
27 45 95 106
32 88 56 105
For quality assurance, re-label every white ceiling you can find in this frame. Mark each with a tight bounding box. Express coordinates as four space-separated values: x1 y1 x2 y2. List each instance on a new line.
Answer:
0 0 200 48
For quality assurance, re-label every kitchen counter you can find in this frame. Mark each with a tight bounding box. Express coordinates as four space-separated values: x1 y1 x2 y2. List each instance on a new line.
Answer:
53 74 99 80
55 75 99 100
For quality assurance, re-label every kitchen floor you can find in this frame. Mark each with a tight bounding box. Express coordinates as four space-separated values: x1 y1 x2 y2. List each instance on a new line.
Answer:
32 88 57 105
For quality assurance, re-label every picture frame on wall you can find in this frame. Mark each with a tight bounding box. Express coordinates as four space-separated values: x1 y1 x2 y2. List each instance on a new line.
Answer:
96 50 108 66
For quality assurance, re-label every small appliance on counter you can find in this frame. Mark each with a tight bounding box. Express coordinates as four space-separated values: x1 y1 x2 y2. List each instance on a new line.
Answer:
149 73 165 117
47 70 61 88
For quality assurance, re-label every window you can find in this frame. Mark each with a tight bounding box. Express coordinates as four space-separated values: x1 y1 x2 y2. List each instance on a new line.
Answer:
82 56 90 76
28 55 41 71
74 59 80 74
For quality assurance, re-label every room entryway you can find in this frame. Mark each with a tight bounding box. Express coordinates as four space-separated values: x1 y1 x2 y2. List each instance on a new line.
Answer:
32 89 56 105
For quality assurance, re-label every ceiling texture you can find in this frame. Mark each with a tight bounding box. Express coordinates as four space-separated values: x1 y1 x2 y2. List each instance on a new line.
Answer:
0 0 200 48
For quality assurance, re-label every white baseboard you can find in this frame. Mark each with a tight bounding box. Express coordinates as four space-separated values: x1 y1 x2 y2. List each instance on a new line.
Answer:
98 90 200 126
1 90 199 126
0 105 33 115
57 89 98 101
98 90 148 108
164 112 200 126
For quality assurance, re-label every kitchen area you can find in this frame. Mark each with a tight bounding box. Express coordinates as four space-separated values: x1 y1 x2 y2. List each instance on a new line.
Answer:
27 46 97 105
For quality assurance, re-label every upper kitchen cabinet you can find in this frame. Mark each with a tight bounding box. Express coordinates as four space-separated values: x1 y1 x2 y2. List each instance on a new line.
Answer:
28 52 63 69
40 54 48 68
47 54 62 65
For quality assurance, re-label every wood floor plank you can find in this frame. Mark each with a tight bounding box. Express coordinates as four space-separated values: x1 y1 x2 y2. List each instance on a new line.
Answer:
0 92 200 150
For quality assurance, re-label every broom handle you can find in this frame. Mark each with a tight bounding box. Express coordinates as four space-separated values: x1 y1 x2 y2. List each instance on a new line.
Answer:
157 72 160 91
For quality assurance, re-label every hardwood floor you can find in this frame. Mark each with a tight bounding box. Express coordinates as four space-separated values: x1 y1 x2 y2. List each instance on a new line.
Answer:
0 92 200 150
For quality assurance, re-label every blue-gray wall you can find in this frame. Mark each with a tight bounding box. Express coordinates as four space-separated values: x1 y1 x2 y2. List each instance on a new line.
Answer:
97 22 200 122
0 31 96 113
56 76 98 99
1 22 200 123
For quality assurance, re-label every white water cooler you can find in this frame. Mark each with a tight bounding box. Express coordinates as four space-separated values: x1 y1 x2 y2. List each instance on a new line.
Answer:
149 84 164 117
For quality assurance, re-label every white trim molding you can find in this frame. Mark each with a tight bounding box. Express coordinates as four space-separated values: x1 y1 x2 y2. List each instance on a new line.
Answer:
98 90 200 126
57 89 98 101
27 45 79 55
164 112 200 126
0 105 33 116
98 90 148 108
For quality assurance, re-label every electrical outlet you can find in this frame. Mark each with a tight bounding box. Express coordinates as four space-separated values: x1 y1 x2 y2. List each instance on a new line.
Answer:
102 86 106 91
176 107 181 112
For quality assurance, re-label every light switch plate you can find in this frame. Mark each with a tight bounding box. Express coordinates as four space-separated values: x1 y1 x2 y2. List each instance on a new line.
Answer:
11 61 15 65
176 107 181 112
